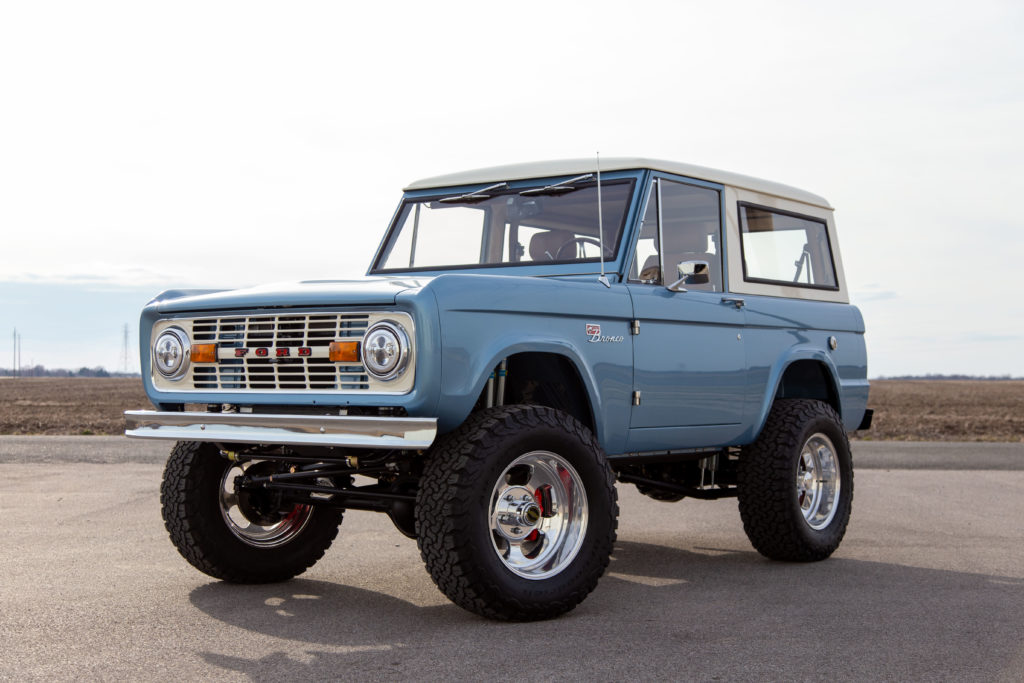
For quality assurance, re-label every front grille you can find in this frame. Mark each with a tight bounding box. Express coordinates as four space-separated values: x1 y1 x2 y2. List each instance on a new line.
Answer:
187 313 371 391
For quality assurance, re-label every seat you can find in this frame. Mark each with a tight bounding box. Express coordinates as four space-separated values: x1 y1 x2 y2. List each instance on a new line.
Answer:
639 254 661 282
658 227 719 289
528 231 567 261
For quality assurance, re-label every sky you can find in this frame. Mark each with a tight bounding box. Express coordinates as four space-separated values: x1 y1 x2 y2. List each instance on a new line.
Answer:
1 0 1022 376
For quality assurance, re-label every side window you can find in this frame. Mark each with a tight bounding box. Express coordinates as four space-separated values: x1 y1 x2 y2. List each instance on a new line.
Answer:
629 178 723 291
628 185 660 282
739 204 837 289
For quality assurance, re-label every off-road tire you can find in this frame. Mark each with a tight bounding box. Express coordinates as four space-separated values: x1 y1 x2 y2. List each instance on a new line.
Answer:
416 405 618 621
737 399 853 561
160 441 342 583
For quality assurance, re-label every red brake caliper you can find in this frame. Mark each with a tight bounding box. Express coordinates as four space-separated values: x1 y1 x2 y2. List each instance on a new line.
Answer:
281 505 307 523
537 484 554 516
527 485 554 543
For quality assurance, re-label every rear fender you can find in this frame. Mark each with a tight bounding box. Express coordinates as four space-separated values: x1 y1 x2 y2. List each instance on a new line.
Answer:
747 348 843 442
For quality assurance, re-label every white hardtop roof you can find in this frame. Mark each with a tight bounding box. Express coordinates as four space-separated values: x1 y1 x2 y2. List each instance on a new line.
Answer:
405 157 832 210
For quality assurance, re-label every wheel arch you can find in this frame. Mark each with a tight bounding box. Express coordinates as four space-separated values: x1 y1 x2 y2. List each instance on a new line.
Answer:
751 351 843 441
503 351 596 433
436 341 601 439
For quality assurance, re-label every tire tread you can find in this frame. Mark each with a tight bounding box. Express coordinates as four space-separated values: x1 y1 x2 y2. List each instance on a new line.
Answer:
737 399 853 562
160 441 341 583
415 405 618 621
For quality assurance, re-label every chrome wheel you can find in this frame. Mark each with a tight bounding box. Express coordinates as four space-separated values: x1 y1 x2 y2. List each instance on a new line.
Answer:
797 433 841 531
488 451 589 580
219 461 314 548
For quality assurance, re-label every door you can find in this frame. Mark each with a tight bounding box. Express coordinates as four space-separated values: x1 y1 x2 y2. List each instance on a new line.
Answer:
626 177 747 448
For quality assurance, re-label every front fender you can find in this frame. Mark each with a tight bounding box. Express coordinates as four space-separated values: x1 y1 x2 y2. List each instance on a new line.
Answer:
439 337 603 433
426 274 634 454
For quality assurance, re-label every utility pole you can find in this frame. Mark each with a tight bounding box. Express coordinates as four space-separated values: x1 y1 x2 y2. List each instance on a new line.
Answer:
122 323 129 373
12 328 20 378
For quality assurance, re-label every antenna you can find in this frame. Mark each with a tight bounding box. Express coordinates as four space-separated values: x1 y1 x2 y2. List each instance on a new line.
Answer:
596 152 610 288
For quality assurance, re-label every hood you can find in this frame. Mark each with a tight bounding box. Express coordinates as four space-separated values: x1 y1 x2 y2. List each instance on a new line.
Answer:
151 277 433 313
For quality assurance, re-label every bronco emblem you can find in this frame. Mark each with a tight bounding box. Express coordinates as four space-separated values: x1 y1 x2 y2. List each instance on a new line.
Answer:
586 323 624 344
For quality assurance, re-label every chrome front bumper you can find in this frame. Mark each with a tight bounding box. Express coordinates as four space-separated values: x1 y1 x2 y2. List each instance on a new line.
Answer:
124 410 437 449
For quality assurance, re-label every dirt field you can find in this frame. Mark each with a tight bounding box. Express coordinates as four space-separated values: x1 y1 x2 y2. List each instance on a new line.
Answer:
1 377 1022 441
0 377 150 435
855 379 1024 442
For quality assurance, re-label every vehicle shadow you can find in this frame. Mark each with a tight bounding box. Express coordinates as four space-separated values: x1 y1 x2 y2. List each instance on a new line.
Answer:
190 540 1024 681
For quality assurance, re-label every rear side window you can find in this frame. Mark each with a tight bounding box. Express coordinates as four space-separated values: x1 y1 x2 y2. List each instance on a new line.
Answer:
738 204 837 289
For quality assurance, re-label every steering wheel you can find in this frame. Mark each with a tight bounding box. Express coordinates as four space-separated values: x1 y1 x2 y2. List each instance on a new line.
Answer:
554 236 613 260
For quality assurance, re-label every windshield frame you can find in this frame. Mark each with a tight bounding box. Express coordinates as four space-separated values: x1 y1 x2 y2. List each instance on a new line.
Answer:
368 172 641 276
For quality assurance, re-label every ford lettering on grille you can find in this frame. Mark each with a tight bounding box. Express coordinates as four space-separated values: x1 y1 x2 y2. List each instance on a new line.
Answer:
187 313 371 391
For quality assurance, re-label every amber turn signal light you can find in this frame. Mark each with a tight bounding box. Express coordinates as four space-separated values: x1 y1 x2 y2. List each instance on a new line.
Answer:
329 341 359 362
190 344 218 363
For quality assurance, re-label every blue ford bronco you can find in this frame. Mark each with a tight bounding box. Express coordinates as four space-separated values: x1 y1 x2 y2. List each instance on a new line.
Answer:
126 158 871 621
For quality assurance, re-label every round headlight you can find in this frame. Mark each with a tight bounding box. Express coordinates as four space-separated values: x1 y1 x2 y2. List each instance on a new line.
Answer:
361 321 410 381
154 327 191 380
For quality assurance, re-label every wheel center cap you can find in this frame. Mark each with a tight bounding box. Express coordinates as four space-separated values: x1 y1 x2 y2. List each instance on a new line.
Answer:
493 486 541 541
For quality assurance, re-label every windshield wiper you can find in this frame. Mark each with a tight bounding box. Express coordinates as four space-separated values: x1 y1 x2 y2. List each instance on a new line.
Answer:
437 182 509 204
519 174 593 197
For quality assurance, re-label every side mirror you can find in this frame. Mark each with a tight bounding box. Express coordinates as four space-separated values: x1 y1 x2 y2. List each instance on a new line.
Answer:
666 260 710 292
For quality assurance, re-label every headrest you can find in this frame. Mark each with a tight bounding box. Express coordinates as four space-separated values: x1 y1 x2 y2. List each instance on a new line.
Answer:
529 231 567 261
663 225 711 253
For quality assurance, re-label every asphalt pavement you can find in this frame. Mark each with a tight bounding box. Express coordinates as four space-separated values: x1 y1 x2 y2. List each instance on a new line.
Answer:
1 439 1022 681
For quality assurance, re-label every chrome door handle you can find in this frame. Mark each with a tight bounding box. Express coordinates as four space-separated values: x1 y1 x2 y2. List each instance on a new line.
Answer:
721 297 745 309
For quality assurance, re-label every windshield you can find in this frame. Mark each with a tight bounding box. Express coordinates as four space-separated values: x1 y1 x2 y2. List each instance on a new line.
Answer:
372 179 634 272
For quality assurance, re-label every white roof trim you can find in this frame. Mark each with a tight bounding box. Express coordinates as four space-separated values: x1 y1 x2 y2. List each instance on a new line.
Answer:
404 157 832 210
